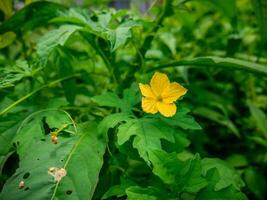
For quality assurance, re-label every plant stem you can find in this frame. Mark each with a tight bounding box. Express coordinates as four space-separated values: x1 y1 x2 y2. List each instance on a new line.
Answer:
0 74 80 116
122 0 173 88
147 56 267 75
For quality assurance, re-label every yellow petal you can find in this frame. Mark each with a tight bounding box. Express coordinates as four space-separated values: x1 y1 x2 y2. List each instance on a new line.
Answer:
162 83 187 103
139 83 156 99
150 72 170 96
141 97 158 114
156 102 176 117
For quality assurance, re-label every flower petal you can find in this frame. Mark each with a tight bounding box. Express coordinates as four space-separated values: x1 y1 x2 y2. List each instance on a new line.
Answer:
141 97 158 114
139 83 156 98
162 82 187 103
150 72 170 96
156 102 176 117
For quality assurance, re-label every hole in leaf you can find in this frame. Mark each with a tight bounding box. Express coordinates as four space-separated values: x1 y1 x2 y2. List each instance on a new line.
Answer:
91 15 98 22
2 152 19 177
66 190 72 195
40 139 46 142
37 158 40 161
42 117 51 135
24 187 29 191
23 172 30 179
60 159 64 162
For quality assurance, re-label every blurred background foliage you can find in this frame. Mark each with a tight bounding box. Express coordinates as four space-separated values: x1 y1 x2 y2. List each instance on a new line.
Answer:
0 0 267 199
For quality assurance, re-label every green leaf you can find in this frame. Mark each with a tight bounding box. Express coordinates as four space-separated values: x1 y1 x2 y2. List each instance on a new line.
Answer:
102 178 135 199
91 92 122 108
201 158 245 191
0 60 36 89
50 8 90 26
151 56 267 76
196 169 248 200
13 109 76 158
161 106 202 130
54 48 76 104
0 122 106 200
0 2 66 34
150 151 207 193
244 167 267 200
36 25 82 66
248 135 267 147
159 32 176 55
0 32 16 49
247 100 267 139
199 0 236 19
0 0 13 19
126 186 168 200
117 118 176 165
107 20 142 51
251 0 267 44
120 83 140 113
92 84 140 113
0 113 24 156
193 106 240 137
98 113 133 137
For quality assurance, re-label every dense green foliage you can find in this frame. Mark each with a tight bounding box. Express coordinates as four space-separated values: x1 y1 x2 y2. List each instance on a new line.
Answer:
0 0 267 199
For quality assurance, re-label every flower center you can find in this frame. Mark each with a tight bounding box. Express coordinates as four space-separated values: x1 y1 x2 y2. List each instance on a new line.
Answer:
156 96 163 102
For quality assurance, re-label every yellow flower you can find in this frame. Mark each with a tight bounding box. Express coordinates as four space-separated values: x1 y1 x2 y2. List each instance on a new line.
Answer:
139 72 187 117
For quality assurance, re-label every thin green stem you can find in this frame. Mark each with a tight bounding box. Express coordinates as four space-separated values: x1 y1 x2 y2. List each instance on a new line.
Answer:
147 56 267 75
0 73 80 116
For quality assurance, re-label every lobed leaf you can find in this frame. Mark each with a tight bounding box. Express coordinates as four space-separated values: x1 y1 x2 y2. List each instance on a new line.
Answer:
117 118 177 165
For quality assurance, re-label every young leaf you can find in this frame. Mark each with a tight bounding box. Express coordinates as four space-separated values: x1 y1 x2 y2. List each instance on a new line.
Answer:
0 122 106 200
